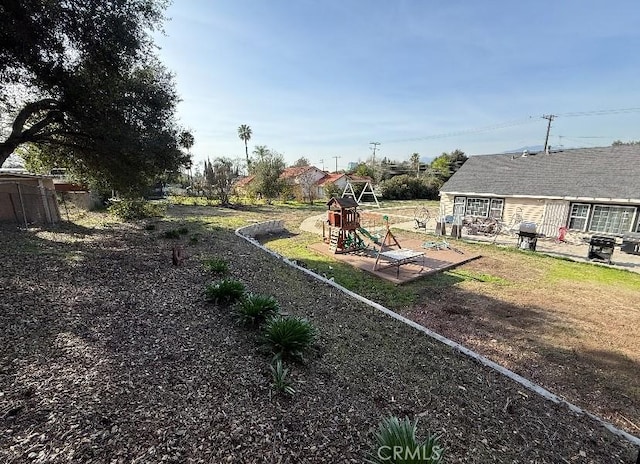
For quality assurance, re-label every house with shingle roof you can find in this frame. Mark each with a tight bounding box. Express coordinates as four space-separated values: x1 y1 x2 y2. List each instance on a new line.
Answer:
439 145 640 237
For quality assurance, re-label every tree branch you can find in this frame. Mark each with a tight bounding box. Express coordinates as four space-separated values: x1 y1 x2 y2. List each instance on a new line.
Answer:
0 98 62 166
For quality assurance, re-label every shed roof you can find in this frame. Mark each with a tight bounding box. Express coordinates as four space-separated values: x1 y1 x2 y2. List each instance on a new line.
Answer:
441 145 640 201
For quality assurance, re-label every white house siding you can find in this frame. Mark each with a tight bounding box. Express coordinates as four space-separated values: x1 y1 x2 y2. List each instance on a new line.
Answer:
539 200 570 238
439 193 455 218
502 198 545 225
440 193 547 229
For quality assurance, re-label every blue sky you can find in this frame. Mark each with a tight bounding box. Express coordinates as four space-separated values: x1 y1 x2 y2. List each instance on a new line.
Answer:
155 0 640 170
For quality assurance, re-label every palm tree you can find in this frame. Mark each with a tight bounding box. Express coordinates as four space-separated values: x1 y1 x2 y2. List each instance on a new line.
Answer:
237 124 252 171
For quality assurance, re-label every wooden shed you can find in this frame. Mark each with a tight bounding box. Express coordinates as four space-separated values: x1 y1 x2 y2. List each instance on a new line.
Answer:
0 172 61 225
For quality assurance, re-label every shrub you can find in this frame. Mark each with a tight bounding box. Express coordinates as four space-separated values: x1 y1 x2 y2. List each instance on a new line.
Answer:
178 226 189 235
203 257 229 274
205 278 245 305
262 315 316 358
367 417 444 464
108 198 165 220
377 175 441 201
270 357 295 396
144 223 157 231
323 181 341 199
236 293 280 327
162 229 181 239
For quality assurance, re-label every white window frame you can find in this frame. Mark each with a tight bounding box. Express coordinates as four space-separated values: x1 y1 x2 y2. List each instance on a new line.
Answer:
489 199 504 219
453 196 504 219
568 203 590 231
589 205 636 235
568 202 639 235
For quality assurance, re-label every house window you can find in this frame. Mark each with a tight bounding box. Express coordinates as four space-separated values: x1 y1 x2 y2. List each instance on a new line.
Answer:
589 205 635 235
489 199 504 219
568 203 590 231
453 197 466 217
568 203 638 235
453 196 504 219
466 198 490 217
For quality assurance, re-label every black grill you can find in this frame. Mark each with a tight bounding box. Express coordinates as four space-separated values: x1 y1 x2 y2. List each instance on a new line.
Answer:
588 235 615 263
517 231 538 251
621 232 640 255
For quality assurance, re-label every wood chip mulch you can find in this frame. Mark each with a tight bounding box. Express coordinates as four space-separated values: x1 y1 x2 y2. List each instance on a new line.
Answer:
1 221 638 463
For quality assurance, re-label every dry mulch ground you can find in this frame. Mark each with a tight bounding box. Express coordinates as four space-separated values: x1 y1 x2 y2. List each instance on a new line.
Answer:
1 214 638 463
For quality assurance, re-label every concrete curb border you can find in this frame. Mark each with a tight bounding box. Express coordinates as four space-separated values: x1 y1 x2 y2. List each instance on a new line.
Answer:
235 222 640 448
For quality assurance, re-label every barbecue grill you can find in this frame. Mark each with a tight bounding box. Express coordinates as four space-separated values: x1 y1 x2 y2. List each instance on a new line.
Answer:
517 222 538 251
588 235 615 264
621 232 640 255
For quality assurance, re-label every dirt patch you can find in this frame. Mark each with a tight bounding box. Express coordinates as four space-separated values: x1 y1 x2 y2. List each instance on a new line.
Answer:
401 252 640 437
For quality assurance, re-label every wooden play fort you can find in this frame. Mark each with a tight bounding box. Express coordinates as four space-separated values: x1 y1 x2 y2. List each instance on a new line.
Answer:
324 197 366 253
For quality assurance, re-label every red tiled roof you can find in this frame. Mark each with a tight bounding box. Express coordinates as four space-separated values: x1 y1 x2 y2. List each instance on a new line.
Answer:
279 166 315 179
234 175 255 187
316 173 345 186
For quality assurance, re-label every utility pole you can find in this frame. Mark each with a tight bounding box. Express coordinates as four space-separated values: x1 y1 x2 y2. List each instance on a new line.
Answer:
369 142 380 166
319 159 325 171
332 156 340 173
542 114 556 154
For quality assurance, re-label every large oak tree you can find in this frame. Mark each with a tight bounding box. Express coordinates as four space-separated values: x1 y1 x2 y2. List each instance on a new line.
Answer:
0 0 189 193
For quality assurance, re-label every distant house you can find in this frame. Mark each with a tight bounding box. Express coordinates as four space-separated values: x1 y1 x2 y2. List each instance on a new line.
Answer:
439 145 640 237
234 165 375 201
233 175 256 196
0 172 61 225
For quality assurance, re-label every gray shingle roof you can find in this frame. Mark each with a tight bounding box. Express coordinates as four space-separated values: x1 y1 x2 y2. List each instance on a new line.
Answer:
441 145 640 201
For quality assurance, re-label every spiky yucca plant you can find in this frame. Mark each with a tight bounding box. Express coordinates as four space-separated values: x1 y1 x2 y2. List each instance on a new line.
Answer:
236 293 280 327
262 315 316 359
367 416 444 464
205 278 245 305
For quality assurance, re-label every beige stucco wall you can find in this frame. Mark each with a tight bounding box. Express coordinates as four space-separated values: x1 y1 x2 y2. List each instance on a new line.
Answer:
440 193 565 235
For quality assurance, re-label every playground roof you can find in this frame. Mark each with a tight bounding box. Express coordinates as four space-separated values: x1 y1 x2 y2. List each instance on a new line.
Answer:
327 197 359 209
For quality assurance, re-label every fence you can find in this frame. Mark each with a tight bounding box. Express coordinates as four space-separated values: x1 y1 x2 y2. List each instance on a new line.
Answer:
0 182 61 226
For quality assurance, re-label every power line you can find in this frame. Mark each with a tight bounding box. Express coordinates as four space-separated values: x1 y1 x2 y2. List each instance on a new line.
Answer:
380 106 640 146
382 117 536 144
558 107 640 118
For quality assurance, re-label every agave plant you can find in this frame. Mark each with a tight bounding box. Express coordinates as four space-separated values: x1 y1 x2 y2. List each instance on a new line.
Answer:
236 293 280 327
203 257 229 274
367 416 444 464
204 278 245 305
269 357 295 396
262 315 317 359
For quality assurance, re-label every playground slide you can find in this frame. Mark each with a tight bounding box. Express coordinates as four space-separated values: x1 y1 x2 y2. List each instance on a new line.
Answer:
358 227 381 244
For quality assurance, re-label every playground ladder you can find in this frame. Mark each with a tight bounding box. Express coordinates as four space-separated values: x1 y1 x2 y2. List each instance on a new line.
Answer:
329 228 340 252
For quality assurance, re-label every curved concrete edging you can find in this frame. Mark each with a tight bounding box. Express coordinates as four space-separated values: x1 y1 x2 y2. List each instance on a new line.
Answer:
235 222 640 448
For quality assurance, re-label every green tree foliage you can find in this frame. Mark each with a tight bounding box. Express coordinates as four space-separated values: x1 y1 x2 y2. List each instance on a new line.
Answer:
237 124 252 170
292 157 310 167
352 162 375 179
204 157 238 206
0 0 189 195
250 146 285 203
378 175 440 200
323 181 341 199
410 152 420 177
429 149 467 182
612 140 640 146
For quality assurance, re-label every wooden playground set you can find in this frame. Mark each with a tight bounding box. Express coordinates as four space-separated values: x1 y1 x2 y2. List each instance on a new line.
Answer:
316 197 479 284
